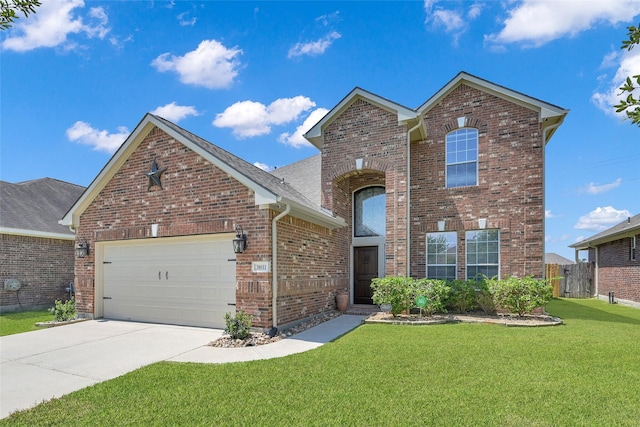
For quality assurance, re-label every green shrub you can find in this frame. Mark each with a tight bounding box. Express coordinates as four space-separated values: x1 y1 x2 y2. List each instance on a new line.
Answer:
371 276 414 316
49 298 76 322
415 279 450 316
224 310 253 340
487 276 552 316
447 279 477 313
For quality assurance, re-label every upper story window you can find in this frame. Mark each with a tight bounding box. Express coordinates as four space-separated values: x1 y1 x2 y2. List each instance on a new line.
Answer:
354 186 386 237
446 128 478 188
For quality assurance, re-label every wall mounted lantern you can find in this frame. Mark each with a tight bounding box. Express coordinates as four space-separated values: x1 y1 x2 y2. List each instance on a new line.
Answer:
75 239 90 258
232 225 247 254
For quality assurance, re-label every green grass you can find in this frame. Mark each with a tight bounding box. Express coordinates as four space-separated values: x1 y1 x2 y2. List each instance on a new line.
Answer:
3 298 640 426
0 310 51 336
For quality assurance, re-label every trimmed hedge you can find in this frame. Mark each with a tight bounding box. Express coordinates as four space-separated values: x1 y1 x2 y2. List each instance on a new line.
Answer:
371 276 552 317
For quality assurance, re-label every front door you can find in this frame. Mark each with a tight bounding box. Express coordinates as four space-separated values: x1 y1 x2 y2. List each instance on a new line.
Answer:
354 246 378 304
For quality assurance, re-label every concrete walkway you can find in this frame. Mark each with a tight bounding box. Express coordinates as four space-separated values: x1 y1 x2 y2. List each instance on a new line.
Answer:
0 315 365 418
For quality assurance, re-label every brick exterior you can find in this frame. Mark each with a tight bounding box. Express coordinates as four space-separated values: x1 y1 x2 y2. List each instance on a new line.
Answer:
72 77 558 329
322 98 409 277
411 84 546 279
0 233 75 311
588 235 640 305
75 126 344 328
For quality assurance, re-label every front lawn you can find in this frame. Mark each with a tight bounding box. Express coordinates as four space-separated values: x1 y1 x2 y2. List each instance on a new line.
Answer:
3 298 640 425
0 310 51 336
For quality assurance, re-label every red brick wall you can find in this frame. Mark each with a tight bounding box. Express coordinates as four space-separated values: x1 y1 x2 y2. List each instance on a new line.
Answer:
275 214 346 326
322 98 409 277
411 84 545 279
595 235 640 304
0 233 75 311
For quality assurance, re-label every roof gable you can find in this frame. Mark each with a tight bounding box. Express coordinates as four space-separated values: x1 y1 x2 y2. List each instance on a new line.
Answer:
418 72 569 143
60 114 344 230
304 87 419 148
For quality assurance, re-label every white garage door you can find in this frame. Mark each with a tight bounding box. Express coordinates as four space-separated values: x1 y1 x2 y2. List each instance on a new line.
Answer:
101 235 236 329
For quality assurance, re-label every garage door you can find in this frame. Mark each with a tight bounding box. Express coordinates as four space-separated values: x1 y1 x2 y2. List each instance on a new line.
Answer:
101 235 236 328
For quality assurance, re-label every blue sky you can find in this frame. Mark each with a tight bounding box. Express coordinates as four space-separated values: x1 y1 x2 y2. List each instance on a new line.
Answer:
1 0 639 261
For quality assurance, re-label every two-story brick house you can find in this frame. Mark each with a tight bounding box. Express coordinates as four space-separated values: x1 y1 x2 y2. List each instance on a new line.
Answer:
61 72 568 330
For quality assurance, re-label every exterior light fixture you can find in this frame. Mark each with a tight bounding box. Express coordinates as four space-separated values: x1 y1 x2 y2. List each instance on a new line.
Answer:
233 225 247 254
75 239 90 258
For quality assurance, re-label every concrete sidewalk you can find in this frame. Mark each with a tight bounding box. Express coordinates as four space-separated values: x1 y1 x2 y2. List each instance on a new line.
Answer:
171 314 366 363
0 315 365 418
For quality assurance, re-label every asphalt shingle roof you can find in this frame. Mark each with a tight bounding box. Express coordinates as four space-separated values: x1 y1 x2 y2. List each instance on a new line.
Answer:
270 154 321 207
1 178 84 235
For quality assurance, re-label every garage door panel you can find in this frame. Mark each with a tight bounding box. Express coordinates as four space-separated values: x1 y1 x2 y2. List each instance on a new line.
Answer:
102 235 237 328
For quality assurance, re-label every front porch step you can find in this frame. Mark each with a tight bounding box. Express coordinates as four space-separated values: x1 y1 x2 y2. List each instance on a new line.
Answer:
344 304 380 315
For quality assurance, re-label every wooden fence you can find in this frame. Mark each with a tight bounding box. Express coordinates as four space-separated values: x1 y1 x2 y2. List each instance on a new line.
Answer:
546 263 593 298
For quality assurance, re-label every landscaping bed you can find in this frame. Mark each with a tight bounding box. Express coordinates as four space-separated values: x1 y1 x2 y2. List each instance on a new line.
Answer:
366 311 563 327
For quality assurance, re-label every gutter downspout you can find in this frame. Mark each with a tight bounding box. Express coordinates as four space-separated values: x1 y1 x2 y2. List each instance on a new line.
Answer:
271 203 290 330
406 119 423 277
541 121 561 279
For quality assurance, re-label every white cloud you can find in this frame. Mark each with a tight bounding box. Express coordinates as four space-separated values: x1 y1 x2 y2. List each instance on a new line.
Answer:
2 0 110 52
592 48 640 120
150 102 199 122
151 39 243 89
545 210 555 219
288 31 341 58
579 178 623 195
213 96 316 139
574 206 632 231
423 0 482 44
177 12 196 26
253 162 273 172
485 0 640 47
278 108 328 148
66 121 129 154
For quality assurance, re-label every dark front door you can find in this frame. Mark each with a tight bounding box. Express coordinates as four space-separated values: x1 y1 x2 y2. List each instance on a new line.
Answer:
354 246 378 304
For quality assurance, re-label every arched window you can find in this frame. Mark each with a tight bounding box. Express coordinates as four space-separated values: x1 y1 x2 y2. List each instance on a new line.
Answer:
354 186 385 237
446 128 478 188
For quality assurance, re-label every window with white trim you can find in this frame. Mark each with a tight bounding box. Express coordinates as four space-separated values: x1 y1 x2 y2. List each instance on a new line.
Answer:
632 236 637 261
446 128 478 188
466 229 499 280
426 232 457 280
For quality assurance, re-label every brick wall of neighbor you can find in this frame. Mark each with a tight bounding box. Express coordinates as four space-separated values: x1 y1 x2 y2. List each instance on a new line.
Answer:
593 235 640 304
411 83 546 279
0 233 75 312
322 98 409 277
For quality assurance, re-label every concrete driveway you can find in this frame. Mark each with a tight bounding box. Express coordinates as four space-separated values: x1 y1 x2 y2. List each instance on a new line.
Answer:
0 320 222 418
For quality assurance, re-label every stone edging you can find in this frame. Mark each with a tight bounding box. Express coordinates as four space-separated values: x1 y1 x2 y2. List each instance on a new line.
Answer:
35 318 91 328
365 312 563 327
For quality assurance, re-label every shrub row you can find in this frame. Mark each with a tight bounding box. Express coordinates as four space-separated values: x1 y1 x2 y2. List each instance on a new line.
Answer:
370 276 553 317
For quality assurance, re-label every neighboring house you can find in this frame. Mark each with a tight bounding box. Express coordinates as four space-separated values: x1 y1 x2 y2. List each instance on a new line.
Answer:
545 253 575 265
1 178 85 312
60 72 568 330
570 214 640 308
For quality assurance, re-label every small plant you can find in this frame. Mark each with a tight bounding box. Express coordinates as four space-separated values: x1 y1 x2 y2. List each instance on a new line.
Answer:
447 279 477 313
224 310 253 340
488 276 552 316
49 298 76 322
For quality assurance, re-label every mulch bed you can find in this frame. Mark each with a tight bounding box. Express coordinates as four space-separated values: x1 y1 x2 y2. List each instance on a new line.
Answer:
366 311 563 327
